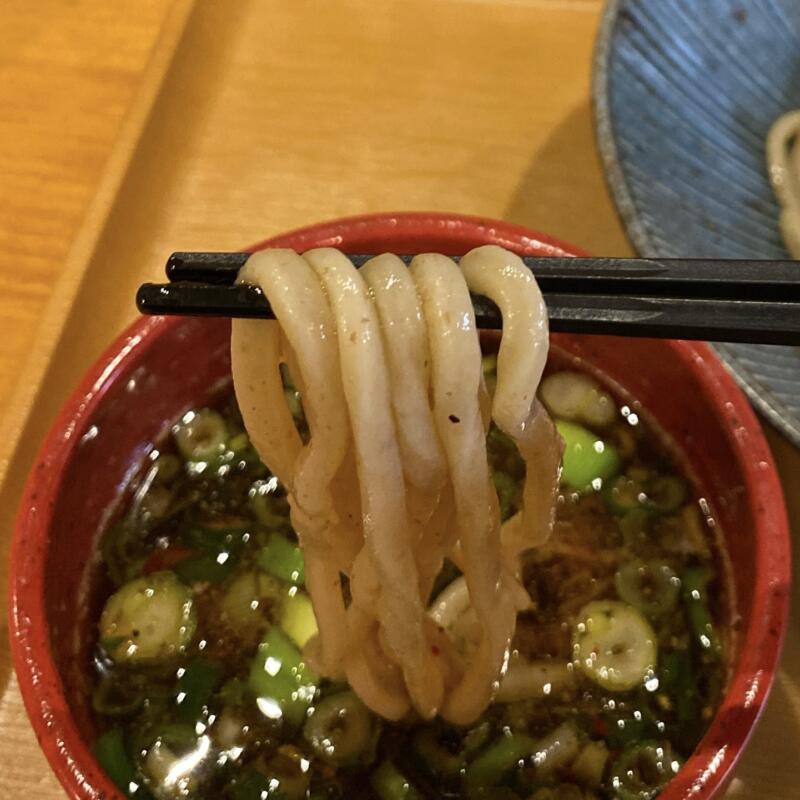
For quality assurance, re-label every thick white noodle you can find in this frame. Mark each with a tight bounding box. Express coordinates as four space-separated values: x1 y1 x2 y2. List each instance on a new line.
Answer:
303 247 445 720
232 244 557 725
232 250 351 676
230 320 300 488
460 245 562 555
361 254 449 600
409 253 515 725
767 110 800 258
360 254 446 495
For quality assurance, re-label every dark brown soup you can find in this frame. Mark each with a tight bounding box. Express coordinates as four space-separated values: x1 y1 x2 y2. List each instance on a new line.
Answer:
90 359 728 800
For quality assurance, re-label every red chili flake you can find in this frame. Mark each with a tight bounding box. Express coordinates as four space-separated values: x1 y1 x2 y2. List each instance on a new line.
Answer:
144 544 193 573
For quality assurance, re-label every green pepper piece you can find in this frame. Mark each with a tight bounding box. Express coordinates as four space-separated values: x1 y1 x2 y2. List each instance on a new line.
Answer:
682 567 722 659
464 733 537 798
258 532 306 586
248 627 318 726
94 728 153 798
176 657 221 722
555 420 620 491
371 760 423 800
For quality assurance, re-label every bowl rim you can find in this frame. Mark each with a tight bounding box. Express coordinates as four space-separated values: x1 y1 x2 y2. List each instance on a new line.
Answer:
9 211 791 800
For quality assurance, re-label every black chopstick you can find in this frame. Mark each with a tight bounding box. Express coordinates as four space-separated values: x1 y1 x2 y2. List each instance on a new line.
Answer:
165 252 800 301
136 252 800 345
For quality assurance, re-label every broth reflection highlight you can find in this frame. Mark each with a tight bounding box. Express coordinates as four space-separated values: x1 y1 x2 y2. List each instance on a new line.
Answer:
91 359 728 800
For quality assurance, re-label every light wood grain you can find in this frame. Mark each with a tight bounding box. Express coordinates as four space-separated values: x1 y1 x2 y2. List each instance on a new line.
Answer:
0 1 797 797
0 0 178 423
0 1 186 796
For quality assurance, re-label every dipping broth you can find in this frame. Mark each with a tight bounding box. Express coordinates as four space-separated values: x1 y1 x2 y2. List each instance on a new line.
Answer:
90 358 729 800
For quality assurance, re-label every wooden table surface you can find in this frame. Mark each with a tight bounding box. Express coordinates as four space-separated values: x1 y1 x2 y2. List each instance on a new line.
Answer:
0 1 798 797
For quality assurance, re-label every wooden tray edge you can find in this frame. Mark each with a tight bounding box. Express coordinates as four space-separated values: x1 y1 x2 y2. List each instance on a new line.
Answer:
0 0 197 496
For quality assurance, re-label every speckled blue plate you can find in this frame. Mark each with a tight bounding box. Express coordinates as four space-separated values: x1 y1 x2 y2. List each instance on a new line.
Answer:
593 0 800 446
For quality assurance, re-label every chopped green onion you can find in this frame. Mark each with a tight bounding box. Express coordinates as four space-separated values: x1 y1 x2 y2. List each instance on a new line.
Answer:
609 742 682 800
618 508 650 549
249 485 291 530
99 571 196 662
304 691 376 765
463 732 537 797
229 431 251 454
371 760 422 800
101 519 147 588
92 678 144 717
540 370 616 429
258 532 305 586
257 749 310 799
176 657 221 722
94 728 152 798
492 471 519 521
152 453 181 483
248 627 318 726
646 475 687 514
571 739 609 788
603 474 646 515
572 600 657 691
659 650 697 724
615 559 680 618
218 677 249 707
555 420 620 491
174 550 238 585
529 786 584 800
222 570 284 636
229 768 273 800
173 408 228 462
412 725 467 780
682 567 722 659
280 590 318 649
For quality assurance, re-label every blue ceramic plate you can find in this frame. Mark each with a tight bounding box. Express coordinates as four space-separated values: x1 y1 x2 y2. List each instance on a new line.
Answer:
593 0 800 445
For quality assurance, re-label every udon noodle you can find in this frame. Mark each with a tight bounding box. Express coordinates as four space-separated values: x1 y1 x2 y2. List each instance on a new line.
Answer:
230 245 562 724
767 109 800 257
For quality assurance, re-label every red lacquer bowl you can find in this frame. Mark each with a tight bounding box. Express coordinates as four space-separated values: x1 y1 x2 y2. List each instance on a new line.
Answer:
9 213 790 799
